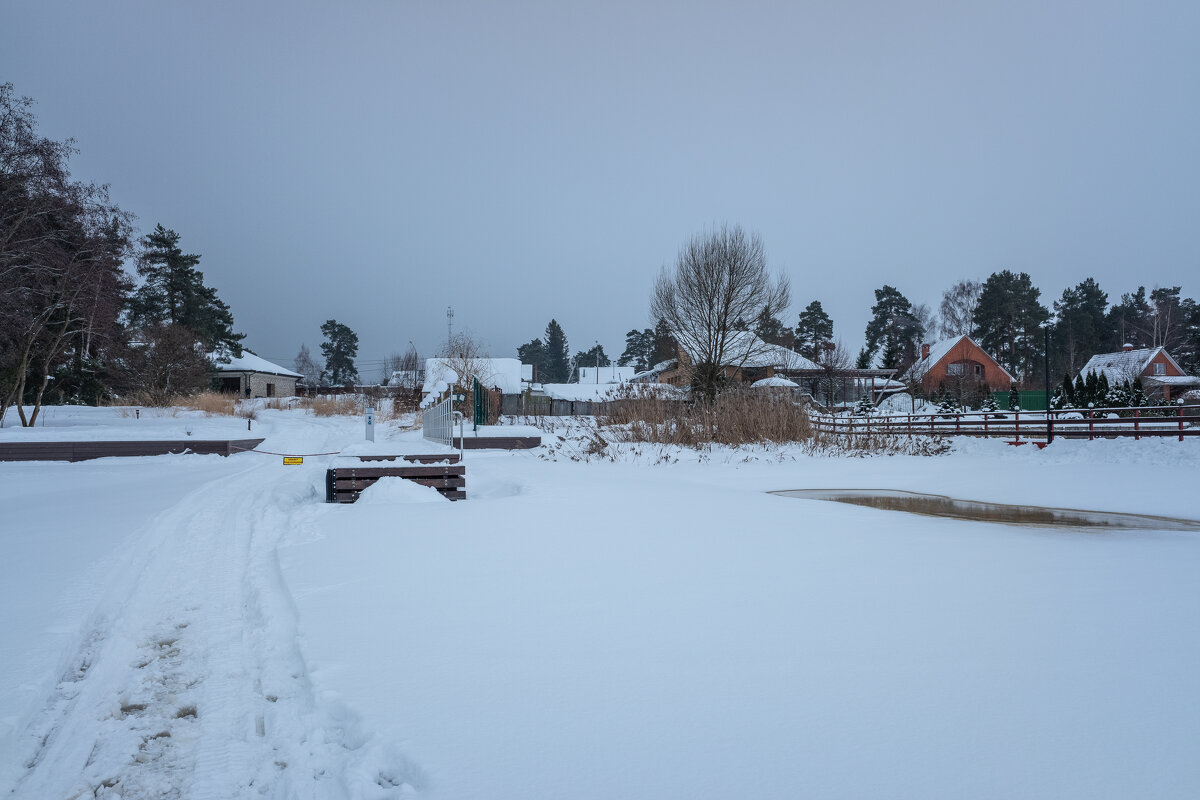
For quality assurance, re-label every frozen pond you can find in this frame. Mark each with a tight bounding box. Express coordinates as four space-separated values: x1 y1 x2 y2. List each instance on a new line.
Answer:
772 488 1200 531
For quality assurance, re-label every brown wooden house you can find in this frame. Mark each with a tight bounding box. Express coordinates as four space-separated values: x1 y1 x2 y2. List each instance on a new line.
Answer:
1078 345 1199 401
900 335 1015 400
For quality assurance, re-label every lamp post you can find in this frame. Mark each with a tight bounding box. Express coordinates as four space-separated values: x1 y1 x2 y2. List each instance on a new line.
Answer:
1044 326 1053 444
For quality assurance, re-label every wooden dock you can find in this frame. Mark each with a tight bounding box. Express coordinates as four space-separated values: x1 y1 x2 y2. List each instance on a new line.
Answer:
0 438 266 462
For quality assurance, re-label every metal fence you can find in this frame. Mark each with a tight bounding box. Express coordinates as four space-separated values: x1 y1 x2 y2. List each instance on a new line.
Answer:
422 395 455 444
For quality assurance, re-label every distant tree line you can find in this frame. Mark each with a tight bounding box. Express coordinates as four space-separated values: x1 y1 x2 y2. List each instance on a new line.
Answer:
1 84 244 424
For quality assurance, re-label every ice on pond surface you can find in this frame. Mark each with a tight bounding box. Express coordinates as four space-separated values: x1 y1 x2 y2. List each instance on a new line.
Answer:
771 489 1200 531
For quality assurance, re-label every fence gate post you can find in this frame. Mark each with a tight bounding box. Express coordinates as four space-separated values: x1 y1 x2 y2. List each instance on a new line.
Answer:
1134 408 1140 441
1180 404 1185 442
1088 409 1094 441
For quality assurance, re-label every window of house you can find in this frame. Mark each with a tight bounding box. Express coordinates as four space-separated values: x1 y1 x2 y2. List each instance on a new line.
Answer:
946 363 965 376
266 383 275 397
974 363 983 376
1153 362 1165 375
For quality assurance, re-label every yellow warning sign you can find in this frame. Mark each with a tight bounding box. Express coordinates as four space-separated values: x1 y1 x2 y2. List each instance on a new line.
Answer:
283 456 303 465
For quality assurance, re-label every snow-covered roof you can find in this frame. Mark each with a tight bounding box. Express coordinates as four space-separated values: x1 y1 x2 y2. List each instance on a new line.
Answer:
211 351 302 379
750 376 800 388
900 335 1014 384
1146 375 1200 386
541 383 622 401
631 359 678 382
578 366 636 384
678 332 819 371
421 357 531 399
1078 347 1187 385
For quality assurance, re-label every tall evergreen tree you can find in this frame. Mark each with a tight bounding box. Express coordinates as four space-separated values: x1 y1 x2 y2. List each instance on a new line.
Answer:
571 343 610 377
1105 287 1153 350
617 328 654 372
754 307 794 348
863 285 923 370
542 319 570 383
1052 278 1110 374
1179 297 1200 375
129 224 243 355
319 319 358 387
795 300 834 360
648 318 678 366
1148 286 1187 350
972 270 1049 384
517 338 548 381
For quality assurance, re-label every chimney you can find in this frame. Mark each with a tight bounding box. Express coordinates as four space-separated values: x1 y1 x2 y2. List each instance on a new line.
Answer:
921 343 930 360
1122 342 1134 352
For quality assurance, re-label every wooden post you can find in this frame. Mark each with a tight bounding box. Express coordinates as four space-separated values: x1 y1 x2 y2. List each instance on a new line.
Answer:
1088 409 1094 441
1180 404 1185 442
1134 408 1140 441
984 412 989 438
1014 410 1020 442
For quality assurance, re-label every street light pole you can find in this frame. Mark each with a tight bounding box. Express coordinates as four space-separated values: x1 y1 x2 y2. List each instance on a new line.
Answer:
1044 326 1053 444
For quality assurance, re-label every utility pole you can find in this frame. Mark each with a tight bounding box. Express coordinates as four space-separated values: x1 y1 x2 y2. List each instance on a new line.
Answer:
446 306 454 350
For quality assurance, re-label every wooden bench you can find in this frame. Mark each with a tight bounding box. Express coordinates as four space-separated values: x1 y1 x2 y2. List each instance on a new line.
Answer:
326 455 465 503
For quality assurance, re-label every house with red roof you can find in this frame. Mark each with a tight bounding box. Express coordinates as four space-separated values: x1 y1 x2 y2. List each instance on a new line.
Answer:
1078 344 1199 401
900 335 1015 401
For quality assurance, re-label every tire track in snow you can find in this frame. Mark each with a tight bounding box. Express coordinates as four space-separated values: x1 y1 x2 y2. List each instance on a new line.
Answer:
8 416 423 798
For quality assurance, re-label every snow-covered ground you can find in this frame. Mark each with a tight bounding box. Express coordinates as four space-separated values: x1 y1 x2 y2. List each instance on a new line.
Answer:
2 406 1198 799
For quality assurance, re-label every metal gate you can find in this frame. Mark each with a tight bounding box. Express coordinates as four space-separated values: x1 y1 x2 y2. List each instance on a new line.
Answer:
422 394 454 444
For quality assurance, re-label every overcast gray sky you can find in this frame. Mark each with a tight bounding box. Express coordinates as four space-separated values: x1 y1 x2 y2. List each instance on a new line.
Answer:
4 0 1198 377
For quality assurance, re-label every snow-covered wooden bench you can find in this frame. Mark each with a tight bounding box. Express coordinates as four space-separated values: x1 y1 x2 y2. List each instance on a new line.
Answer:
325 454 465 502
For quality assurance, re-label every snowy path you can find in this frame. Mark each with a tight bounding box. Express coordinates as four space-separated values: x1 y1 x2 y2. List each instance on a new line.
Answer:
4 416 414 799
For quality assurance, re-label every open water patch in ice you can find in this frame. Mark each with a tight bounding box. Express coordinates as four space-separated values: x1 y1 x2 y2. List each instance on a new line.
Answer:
772 488 1200 531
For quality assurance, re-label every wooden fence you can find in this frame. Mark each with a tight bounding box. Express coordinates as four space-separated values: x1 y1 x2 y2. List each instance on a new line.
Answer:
810 404 1198 442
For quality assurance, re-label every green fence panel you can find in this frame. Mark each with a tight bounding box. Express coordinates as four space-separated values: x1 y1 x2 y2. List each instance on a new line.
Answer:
993 389 1048 411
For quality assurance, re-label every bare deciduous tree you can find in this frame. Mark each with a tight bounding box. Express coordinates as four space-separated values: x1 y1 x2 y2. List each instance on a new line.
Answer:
938 279 982 339
293 343 322 389
650 225 790 399
437 332 494 395
813 340 853 409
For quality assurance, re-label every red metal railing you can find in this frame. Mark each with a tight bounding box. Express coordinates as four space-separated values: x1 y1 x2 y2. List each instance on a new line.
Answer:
810 404 1197 442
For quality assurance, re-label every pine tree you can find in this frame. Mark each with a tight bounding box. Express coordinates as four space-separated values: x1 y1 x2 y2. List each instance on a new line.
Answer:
853 394 876 416
863 285 923 370
648 318 678 367
754 307 794 348
1130 376 1146 407
319 320 358 387
571 344 610 377
980 394 999 413
1073 374 1087 407
129 224 243 355
795 300 834 360
543 319 570 383
1052 278 1111 374
517 338 547 381
1084 370 1099 407
1062 373 1076 407
1097 372 1110 404
617 328 654 371
1008 384 1020 411
1106 287 1153 350
972 270 1049 383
